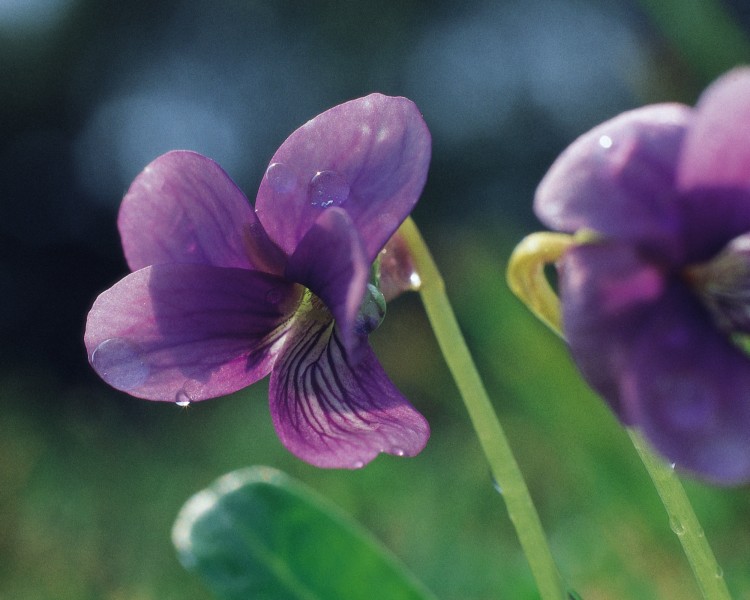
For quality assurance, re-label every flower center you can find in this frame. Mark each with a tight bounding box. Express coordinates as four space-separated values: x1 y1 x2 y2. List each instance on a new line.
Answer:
685 232 750 338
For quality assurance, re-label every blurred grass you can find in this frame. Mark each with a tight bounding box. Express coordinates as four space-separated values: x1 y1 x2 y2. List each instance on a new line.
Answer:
3 224 750 599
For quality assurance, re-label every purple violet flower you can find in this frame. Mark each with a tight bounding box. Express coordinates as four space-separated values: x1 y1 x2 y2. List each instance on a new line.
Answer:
85 94 431 469
535 68 750 485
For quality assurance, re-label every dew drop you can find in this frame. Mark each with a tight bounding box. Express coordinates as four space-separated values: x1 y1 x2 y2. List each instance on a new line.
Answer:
175 389 191 407
669 516 686 536
391 447 405 457
265 162 296 194
351 460 364 469
91 338 149 391
309 170 350 208
354 283 387 335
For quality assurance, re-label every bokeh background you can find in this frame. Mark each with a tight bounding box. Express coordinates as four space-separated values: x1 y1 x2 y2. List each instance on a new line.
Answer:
3 0 750 598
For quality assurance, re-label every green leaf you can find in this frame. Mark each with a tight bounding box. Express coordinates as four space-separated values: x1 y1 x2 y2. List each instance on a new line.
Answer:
172 466 437 600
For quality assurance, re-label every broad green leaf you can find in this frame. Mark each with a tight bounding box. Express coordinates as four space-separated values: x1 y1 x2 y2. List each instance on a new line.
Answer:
172 466 437 600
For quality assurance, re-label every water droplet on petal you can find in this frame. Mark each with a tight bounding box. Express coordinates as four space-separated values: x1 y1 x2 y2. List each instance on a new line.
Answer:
598 134 613 149
91 338 149 391
309 170 349 208
351 460 364 469
91 338 150 392
175 389 191 407
390 447 405 457
354 283 387 335
265 162 296 194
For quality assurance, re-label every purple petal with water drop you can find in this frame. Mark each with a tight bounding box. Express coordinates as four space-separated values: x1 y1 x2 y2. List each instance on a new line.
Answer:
285 208 369 354
535 104 690 261
269 317 429 468
85 263 302 401
255 94 432 262
119 151 284 274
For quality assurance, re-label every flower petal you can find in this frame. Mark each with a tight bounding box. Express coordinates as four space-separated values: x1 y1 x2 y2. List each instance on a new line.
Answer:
676 187 750 263
561 242 750 483
535 104 691 260
255 94 432 262
379 230 421 302
621 285 750 485
559 241 667 422
119 151 285 273
85 263 302 401
677 67 750 191
285 208 369 352
269 317 430 468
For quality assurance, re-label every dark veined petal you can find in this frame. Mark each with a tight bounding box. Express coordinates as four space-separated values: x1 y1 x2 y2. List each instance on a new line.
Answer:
285 208 369 353
84 263 302 401
677 67 750 192
621 284 750 485
269 312 429 469
559 241 667 422
255 94 432 263
535 104 691 261
119 151 285 274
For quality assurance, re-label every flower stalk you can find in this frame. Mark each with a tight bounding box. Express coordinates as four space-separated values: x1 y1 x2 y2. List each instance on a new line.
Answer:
399 218 567 600
507 232 732 600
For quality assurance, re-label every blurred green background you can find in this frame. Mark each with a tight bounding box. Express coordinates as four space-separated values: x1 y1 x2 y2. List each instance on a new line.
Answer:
2 0 750 598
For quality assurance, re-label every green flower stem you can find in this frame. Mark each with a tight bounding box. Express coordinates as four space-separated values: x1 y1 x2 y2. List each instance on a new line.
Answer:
507 231 731 600
399 218 567 600
629 430 731 600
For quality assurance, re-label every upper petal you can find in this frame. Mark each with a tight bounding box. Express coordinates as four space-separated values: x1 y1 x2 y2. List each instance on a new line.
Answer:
285 208 369 353
535 104 691 261
677 67 750 191
85 263 301 401
255 94 432 262
119 151 285 274
269 316 429 469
